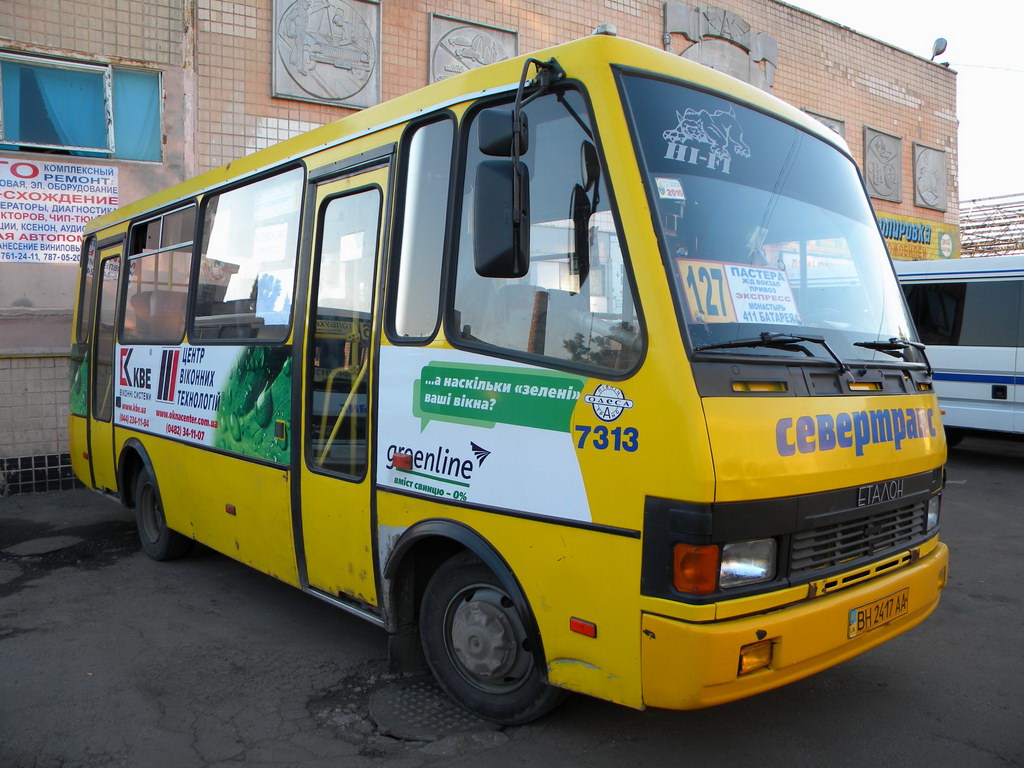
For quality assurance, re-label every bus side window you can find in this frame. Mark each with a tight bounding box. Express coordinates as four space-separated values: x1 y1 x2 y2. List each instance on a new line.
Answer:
453 90 642 372
122 206 195 343
387 117 454 342
307 187 382 477
192 167 304 342
904 283 963 345
905 281 1021 347
958 281 1021 347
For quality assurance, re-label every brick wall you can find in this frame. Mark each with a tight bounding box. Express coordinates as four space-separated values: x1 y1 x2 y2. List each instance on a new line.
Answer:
0 357 79 495
0 0 959 219
186 0 956 223
0 0 958 492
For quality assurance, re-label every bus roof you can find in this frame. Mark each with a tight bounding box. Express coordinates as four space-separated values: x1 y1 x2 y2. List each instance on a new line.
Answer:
894 255 1024 282
84 33 845 235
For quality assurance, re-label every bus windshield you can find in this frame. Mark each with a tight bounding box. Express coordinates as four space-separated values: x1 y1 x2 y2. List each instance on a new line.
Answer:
618 72 916 365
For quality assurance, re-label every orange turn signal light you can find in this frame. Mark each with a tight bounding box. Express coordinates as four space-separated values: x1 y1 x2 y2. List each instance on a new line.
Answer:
739 639 773 675
732 380 787 393
673 543 719 594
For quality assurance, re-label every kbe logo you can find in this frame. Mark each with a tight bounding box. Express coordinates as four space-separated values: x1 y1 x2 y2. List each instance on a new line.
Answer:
584 385 634 422
119 348 152 389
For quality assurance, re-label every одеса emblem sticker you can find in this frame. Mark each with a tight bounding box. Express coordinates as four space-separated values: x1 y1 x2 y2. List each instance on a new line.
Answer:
584 385 634 422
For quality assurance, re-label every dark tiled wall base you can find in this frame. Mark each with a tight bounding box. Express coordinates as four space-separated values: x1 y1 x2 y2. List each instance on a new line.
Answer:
1 454 84 496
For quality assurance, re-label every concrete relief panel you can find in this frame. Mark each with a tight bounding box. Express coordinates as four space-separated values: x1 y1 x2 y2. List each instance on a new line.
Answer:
429 15 517 83
663 3 777 91
805 110 845 140
864 127 902 202
272 0 380 109
913 143 947 211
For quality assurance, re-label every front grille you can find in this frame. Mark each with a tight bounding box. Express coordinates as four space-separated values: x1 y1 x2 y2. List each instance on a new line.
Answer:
789 501 927 578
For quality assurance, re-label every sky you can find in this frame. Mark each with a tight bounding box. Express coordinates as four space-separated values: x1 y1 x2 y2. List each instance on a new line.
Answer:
783 0 1024 202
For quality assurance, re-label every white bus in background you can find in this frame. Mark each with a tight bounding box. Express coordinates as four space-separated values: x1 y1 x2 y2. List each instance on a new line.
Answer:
897 255 1024 443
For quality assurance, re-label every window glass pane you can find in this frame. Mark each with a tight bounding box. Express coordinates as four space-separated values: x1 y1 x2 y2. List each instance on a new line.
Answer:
76 238 98 344
1 61 108 151
162 207 195 247
620 72 918 367
112 69 161 161
93 257 120 421
903 283 963 346
959 281 1021 347
193 168 304 341
308 188 381 477
454 91 642 372
390 119 453 340
904 281 1022 347
123 249 192 342
130 219 161 256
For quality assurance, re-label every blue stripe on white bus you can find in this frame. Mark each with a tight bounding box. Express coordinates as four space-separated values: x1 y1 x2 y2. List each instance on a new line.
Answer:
932 372 1024 385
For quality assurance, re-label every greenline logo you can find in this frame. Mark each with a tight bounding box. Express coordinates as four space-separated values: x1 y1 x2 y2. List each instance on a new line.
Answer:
413 361 586 432
385 442 480 500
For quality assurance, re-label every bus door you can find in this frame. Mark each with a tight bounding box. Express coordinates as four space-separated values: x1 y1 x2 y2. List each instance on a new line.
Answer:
89 244 123 492
1016 285 1024 433
298 160 389 607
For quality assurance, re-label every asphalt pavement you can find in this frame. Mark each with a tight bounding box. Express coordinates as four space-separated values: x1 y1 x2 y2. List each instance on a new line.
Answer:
1 434 1022 767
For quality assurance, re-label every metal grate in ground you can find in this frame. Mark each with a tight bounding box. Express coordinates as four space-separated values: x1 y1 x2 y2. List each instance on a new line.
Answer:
368 676 500 742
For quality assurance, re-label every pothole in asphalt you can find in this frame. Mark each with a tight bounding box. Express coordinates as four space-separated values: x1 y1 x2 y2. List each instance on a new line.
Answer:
4 535 84 556
0 519 138 597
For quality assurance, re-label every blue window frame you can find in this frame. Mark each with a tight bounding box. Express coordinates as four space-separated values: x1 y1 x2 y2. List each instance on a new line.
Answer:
0 52 161 162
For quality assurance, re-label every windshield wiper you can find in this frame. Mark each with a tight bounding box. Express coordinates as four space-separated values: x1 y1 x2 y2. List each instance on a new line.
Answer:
694 332 850 374
853 337 932 376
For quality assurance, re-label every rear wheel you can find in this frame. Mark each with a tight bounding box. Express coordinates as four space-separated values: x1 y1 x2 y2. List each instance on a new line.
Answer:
134 466 191 561
419 552 565 725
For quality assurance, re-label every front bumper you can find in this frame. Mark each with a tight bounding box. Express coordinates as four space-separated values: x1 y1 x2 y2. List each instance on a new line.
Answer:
641 539 948 709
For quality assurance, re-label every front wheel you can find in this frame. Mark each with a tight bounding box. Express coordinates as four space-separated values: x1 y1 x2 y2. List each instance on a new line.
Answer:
134 466 191 561
419 552 566 725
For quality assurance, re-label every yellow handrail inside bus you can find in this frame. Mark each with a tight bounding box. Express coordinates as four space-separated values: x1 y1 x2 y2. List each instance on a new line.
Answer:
316 360 368 469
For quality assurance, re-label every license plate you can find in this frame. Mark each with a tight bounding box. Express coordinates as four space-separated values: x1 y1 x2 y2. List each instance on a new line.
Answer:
848 588 909 639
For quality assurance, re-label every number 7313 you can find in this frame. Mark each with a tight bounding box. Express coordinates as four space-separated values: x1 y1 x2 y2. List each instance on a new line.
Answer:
575 425 639 452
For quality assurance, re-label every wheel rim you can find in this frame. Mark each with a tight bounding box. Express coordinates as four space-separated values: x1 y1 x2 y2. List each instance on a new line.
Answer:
138 482 164 545
444 582 534 694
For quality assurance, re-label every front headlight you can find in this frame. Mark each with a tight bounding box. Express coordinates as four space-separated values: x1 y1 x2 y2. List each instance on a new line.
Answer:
720 539 776 589
927 494 941 531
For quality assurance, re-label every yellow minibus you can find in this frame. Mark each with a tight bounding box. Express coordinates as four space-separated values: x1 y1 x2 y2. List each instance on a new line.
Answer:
70 32 948 724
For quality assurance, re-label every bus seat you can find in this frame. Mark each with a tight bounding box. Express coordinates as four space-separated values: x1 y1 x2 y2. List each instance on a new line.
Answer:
127 290 186 340
148 290 187 340
128 291 154 338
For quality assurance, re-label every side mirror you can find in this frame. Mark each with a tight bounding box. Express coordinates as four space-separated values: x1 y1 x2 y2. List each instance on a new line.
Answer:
477 108 529 157
581 141 599 190
568 141 600 290
474 160 530 278
570 183 591 288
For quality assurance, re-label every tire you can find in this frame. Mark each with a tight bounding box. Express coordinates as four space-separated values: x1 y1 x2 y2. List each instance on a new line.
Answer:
419 552 566 725
944 427 965 448
134 466 191 561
